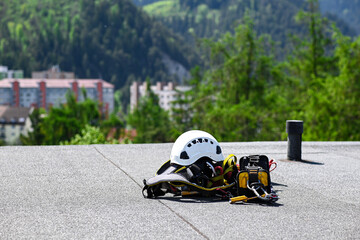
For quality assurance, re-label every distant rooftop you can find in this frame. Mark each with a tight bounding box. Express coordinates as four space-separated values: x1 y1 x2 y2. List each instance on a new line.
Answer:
0 106 32 124
31 65 75 79
0 78 114 89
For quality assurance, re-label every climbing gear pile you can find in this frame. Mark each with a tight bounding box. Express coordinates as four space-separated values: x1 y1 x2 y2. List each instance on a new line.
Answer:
142 130 279 204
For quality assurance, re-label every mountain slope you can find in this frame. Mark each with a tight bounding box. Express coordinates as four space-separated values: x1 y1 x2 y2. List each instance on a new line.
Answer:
0 0 198 89
138 0 356 49
319 0 360 34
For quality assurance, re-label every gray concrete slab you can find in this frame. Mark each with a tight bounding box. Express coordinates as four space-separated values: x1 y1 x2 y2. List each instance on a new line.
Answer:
0 142 359 239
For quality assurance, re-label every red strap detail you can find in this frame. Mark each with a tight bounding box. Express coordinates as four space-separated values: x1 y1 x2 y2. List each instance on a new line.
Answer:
269 159 277 172
215 166 223 175
169 185 178 193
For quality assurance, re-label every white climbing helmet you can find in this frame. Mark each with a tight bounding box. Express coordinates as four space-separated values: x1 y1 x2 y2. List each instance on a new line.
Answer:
170 130 224 166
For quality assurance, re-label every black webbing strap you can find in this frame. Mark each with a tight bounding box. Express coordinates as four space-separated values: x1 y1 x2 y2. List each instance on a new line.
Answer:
142 180 167 198
247 166 259 185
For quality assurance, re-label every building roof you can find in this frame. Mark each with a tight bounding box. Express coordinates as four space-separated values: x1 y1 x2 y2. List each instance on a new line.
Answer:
0 106 32 124
0 79 114 89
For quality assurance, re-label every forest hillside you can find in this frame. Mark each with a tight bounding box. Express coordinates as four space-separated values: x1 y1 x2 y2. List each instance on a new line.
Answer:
0 0 198 90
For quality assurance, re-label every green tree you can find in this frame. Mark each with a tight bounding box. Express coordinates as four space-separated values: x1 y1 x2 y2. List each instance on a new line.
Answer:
20 108 47 145
286 0 346 140
21 91 100 145
127 78 173 143
40 92 100 144
329 31 360 140
302 29 360 140
290 0 336 82
189 18 284 141
170 72 197 138
61 125 119 145
100 113 123 140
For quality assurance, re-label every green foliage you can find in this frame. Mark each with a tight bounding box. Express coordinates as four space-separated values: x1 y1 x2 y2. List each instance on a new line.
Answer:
41 92 100 144
167 0 359 142
21 91 101 145
100 113 124 139
21 91 125 145
299 29 360 140
7 0 360 143
143 0 179 17
61 125 119 145
127 78 173 143
0 0 198 105
186 18 286 141
292 0 336 80
20 108 47 145
280 0 359 140
170 87 193 138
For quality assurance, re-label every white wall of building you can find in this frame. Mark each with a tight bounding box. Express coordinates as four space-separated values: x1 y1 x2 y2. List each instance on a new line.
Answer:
0 107 32 145
130 81 191 112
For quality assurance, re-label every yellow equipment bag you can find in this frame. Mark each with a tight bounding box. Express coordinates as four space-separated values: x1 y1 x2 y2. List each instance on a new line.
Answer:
230 155 278 203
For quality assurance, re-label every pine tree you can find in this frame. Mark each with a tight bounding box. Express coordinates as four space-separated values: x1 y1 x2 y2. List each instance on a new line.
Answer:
189 17 284 141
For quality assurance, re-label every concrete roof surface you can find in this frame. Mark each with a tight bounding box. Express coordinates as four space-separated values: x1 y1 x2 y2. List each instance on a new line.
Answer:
0 142 359 239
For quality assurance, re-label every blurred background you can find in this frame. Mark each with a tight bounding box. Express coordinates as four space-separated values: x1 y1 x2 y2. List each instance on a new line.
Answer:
0 0 359 145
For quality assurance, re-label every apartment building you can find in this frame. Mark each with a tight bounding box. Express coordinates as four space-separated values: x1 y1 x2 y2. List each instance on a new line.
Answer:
0 78 114 113
0 106 32 145
130 81 191 112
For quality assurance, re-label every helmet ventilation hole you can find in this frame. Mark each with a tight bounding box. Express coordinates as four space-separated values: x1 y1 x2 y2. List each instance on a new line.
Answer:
180 151 190 159
216 146 222 154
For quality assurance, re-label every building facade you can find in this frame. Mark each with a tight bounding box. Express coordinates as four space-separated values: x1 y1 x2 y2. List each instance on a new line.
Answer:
0 78 114 113
0 106 32 145
130 81 191 112
0 66 23 80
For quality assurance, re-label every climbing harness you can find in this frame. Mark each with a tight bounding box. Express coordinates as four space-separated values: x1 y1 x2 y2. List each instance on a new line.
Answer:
142 155 238 199
142 130 279 204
